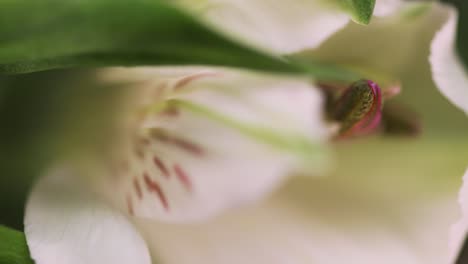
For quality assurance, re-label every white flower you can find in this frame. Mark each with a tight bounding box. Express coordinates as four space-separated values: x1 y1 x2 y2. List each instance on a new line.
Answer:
172 0 350 53
24 66 330 264
23 0 468 264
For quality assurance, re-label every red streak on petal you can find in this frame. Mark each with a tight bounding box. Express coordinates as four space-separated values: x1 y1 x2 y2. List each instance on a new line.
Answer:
173 72 218 90
153 156 170 178
171 138 204 156
133 177 143 200
173 164 192 192
126 194 134 216
143 173 169 211
151 130 204 157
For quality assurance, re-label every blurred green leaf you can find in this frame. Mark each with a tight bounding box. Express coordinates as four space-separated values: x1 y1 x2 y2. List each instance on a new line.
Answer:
0 226 33 264
442 0 468 67
0 0 357 82
0 70 123 229
340 0 376 25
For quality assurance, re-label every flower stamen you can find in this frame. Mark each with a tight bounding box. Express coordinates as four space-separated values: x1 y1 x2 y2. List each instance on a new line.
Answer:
332 79 382 138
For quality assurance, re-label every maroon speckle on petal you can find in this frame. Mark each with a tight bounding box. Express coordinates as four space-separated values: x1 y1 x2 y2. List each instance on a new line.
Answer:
153 155 170 178
173 164 192 193
173 72 218 90
133 177 143 200
170 138 204 157
143 173 169 211
150 129 204 157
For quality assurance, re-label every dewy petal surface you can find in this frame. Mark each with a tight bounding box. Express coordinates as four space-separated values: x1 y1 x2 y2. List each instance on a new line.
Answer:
430 5 468 115
24 166 151 264
135 139 468 264
173 0 350 53
96 67 329 222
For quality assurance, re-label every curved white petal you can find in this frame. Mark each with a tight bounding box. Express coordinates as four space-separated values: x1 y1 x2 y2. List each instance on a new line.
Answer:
302 2 444 86
24 166 151 264
97 67 329 222
430 6 468 115
450 168 468 262
135 139 467 264
174 0 349 53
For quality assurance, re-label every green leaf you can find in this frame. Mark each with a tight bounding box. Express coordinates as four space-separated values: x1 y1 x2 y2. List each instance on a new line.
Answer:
442 0 468 68
340 0 376 25
0 226 33 264
0 0 357 82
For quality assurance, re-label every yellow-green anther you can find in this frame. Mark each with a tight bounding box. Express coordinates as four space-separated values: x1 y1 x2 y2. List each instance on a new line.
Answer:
333 79 382 137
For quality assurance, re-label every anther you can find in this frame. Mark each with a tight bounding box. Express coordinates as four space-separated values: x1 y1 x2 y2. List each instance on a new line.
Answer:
333 79 382 138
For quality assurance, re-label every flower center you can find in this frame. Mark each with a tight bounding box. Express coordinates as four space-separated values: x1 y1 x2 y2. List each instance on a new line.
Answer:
320 79 421 138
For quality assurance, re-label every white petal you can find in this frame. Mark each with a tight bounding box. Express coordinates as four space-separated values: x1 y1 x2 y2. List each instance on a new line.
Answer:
450 168 468 262
373 0 403 17
135 139 467 264
429 5 468 115
24 165 151 264
175 0 349 53
97 67 329 222
302 2 444 86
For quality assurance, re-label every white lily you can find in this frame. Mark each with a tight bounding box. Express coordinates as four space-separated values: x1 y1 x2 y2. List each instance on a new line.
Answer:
24 67 330 264
23 1 468 264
